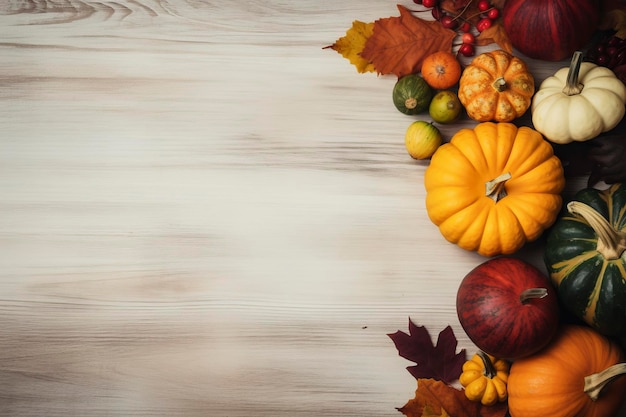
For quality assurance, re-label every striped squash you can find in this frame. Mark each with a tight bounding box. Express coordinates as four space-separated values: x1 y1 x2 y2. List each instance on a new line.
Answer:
544 183 626 337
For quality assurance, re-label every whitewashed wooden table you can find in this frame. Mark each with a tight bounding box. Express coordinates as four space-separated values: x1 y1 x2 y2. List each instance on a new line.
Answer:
0 1 623 416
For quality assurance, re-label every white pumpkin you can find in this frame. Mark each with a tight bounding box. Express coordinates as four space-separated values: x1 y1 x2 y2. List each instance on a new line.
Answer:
531 51 626 144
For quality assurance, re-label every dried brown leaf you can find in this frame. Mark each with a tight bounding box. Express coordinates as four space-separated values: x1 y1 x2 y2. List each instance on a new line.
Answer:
599 7 626 39
440 0 482 26
361 5 456 78
476 21 512 53
440 0 474 13
398 379 509 417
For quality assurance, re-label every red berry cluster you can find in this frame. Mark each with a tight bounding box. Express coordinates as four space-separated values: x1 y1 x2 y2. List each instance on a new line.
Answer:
587 33 626 69
587 32 626 84
412 0 501 57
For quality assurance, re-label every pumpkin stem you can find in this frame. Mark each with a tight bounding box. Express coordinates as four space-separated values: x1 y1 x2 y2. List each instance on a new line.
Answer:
477 351 497 379
584 363 626 401
492 77 507 92
485 172 511 202
567 201 626 260
519 288 548 304
562 51 584 96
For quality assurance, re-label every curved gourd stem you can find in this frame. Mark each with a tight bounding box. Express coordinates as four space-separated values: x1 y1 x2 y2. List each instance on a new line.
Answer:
584 363 626 401
562 51 584 96
477 351 497 379
519 288 548 304
485 172 511 202
567 201 626 260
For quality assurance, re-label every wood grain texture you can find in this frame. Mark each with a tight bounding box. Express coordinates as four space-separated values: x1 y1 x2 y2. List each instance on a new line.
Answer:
0 1 624 416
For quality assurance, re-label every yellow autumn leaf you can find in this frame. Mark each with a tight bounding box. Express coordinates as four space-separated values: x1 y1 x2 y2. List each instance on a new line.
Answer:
325 20 376 73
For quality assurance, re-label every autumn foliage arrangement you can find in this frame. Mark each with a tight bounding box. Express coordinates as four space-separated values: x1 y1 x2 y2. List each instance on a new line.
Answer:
388 319 509 417
325 1 511 78
327 1 626 416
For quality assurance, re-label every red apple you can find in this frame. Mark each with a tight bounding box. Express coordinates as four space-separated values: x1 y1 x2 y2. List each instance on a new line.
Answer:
456 257 559 359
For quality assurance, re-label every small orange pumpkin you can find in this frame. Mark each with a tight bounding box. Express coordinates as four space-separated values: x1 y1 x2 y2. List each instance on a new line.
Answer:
508 325 626 417
421 51 462 90
458 49 534 122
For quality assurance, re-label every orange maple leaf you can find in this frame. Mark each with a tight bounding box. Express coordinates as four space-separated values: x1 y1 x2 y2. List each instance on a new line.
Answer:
476 21 512 53
398 379 509 417
361 5 456 78
440 0 473 13
599 6 626 38
440 0 482 26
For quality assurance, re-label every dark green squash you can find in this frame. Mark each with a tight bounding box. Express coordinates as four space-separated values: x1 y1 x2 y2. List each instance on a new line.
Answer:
544 183 626 338
392 74 432 115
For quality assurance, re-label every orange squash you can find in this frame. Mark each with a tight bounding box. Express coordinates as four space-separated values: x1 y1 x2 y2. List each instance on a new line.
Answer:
508 325 626 417
421 51 462 90
458 50 534 122
424 122 564 257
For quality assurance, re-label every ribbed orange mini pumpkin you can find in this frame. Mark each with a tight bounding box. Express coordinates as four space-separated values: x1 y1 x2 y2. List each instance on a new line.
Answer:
458 50 534 122
424 122 564 257
508 325 626 417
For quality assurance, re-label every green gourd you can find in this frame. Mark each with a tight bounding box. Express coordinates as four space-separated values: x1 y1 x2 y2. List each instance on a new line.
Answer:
392 74 432 115
544 183 626 338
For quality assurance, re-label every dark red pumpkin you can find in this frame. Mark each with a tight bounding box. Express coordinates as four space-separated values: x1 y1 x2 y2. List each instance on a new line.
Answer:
502 0 600 61
456 257 560 359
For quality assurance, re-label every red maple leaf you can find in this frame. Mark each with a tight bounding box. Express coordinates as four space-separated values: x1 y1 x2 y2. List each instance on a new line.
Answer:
388 318 466 384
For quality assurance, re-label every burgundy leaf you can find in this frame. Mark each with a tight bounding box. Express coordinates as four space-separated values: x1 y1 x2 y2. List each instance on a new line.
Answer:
388 318 466 384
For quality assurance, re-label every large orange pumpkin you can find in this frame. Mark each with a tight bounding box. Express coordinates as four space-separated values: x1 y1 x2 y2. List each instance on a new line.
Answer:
508 325 626 417
424 122 564 257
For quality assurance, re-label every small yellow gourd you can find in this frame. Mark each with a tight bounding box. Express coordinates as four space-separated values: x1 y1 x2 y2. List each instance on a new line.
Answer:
459 351 510 406
532 51 626 144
